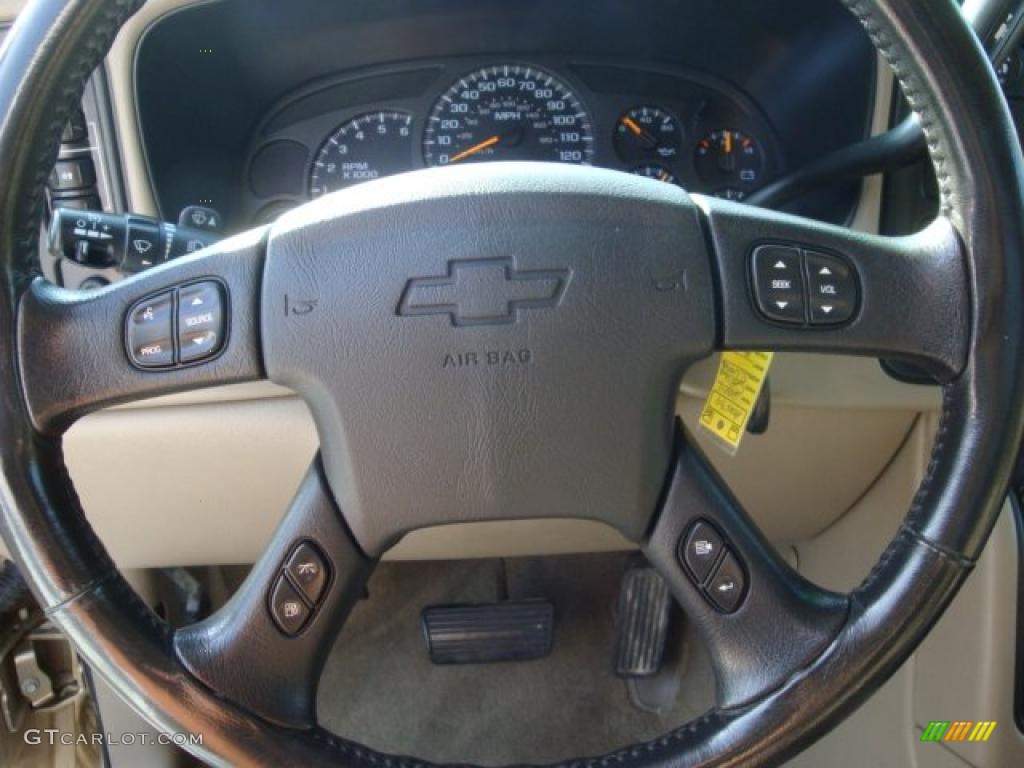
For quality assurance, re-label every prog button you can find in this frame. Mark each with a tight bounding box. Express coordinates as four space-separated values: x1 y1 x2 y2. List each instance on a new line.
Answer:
126 291 174 368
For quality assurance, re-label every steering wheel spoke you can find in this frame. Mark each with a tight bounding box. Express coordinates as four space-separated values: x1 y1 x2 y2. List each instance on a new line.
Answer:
17 229 268 434
174 457 374 729
644 426 848 708
700 196 969 381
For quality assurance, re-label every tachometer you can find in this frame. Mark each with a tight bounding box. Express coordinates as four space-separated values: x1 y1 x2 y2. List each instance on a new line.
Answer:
310 111 414 197
423 65 594 167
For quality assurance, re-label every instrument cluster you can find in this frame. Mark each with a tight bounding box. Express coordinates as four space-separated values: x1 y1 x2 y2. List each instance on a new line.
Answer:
245 58 781 225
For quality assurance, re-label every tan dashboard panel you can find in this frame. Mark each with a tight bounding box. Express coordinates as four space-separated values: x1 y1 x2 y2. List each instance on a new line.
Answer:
387 520 633 560
63 396 318 568
682 353 942 412
678 394 918 543
0 0 23 24
0 391 917 569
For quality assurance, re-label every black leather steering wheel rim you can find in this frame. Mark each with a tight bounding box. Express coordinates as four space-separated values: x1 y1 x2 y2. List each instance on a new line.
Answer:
2 1 1024 766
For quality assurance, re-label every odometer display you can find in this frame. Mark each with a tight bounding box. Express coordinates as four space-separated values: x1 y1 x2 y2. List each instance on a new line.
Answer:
423 65 594 168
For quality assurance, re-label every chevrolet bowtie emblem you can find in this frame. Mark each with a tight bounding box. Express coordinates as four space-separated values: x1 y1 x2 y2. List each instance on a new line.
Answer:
398 258 570 326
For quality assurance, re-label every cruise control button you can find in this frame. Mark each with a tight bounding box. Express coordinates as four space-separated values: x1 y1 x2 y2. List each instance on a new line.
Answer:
270 575 311 636
680 520 724 584
806 251 857 325
285 542 329 605
178 281 225 362
126 291 174 368
751 245 805 323
706 551 746 613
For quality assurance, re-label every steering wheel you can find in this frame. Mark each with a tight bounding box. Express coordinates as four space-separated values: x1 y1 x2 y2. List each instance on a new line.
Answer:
1 0 1022 765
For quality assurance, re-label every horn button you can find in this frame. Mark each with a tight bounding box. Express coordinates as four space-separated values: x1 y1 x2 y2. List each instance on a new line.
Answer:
262 163 715 555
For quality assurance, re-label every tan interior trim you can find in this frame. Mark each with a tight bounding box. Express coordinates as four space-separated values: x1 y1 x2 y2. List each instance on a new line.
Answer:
107 0 218 217
0 0 23 24
387 519 633 560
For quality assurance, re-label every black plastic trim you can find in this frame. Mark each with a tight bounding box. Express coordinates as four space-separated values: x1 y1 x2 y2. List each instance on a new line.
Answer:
644 426 848 708
174 458 374 729
18 228 267 435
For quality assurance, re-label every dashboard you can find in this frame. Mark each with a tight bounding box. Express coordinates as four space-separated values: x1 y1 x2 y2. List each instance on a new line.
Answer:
244 57 781 225
133 0 877 235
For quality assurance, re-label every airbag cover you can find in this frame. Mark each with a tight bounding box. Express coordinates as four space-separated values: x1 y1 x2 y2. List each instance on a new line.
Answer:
262 163 714 554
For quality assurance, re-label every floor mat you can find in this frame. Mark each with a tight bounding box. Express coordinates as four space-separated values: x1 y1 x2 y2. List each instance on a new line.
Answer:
317 554 715 765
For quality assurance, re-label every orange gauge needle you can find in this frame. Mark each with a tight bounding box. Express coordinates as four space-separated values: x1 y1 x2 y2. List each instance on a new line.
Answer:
622 116 644 136
724 131 733 154
448 135 500 164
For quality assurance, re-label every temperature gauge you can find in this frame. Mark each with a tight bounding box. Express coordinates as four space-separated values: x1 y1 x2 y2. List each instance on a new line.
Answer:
695 130 764 196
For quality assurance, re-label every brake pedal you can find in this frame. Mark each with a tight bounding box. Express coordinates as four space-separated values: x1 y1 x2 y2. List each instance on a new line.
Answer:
422 601 554 665
613 565 671 677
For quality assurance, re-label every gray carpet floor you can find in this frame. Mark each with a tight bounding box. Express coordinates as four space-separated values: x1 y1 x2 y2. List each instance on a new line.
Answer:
317 554 715 765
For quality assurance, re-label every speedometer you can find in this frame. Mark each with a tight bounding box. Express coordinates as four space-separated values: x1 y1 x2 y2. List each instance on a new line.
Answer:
423 64 594 167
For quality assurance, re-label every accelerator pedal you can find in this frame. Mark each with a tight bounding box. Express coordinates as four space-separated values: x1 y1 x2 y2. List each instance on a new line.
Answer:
613 565 671 677
422 601 554 665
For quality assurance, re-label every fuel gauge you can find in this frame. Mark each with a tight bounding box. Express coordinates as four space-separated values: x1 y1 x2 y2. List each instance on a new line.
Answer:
614 107 682 166
695 129 764 195
632 165 678 185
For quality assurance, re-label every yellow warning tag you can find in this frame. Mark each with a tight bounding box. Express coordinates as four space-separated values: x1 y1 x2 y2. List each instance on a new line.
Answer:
698 351 773 455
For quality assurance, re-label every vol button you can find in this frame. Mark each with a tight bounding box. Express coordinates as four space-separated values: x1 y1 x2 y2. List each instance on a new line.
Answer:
806 251 857 324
